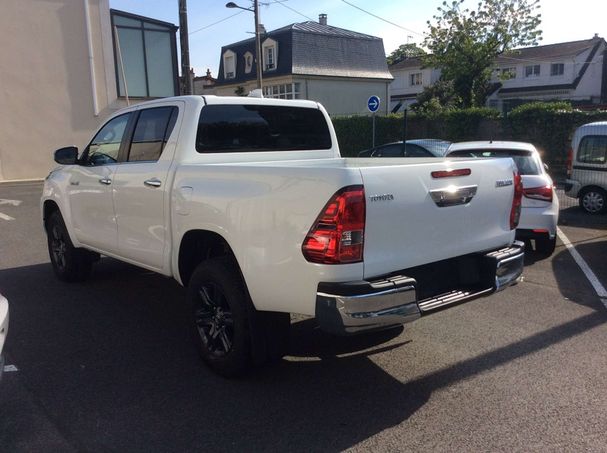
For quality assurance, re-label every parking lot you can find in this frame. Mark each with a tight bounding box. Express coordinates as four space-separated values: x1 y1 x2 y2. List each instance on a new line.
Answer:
1 181 606 452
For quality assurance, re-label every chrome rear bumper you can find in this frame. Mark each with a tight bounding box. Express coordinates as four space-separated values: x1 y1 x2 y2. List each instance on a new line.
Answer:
316 241 524 335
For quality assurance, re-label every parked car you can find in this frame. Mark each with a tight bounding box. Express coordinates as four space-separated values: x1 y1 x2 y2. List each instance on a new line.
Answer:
0 293 8 382
358 139 451 157
565 121 607 214
446 141 559 255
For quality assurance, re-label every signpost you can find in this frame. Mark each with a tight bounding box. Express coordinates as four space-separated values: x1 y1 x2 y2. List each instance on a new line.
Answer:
367 95 380 147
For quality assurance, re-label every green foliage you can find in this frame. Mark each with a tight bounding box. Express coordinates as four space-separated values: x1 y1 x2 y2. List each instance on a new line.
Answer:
424 0 542 107
412 79 462 115
387 43 426 65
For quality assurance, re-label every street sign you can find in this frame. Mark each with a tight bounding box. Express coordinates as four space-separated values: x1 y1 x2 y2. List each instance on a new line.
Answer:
367 95 380 113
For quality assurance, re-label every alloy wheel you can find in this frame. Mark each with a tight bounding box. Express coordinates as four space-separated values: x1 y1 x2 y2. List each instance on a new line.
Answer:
194 283 234 357
50 224 67 270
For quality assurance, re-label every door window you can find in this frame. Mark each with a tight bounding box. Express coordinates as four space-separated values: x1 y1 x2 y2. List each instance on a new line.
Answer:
127 107 177 162
86 113 131 165
578 136 607 164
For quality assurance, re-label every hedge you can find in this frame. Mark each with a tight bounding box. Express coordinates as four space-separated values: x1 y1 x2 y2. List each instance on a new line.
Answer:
331 103 607 178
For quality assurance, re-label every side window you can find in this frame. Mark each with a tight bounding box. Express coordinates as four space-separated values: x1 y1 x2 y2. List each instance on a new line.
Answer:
578 136 607 164
404 144 431 157
127 107 177 162
86 113 131 165
374 144 403 157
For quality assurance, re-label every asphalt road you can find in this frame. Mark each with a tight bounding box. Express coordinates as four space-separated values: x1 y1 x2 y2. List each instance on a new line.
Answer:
1 181 606 452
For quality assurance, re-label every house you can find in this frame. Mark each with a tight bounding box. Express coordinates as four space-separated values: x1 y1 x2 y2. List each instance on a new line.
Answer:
488 35 607 111
387 35 607 113
213 15 393 115
193 69 217 94
388 56 440 112
0 1 179 181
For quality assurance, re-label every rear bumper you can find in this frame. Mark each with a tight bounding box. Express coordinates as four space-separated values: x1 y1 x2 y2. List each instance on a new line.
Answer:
316 241 524 335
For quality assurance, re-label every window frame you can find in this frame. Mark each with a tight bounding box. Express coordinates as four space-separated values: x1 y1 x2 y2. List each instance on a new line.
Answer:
524 64 541 78
262 38 278 72
223 49 237 80
126 106 179 163
550 62 564 77
577 135 607 165
110 10 179 99
80 112 135 166
409 72 423 86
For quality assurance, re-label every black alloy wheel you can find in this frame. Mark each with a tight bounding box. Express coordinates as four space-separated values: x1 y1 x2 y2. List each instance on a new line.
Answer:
194 282 235 357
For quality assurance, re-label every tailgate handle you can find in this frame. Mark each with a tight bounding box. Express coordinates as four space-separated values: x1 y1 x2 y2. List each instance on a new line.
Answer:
430 185 477 207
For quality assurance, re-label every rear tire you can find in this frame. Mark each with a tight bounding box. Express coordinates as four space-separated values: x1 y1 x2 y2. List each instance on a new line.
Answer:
187 257 252 377
535 236 556 256
579 188 606 214
46 211 93 282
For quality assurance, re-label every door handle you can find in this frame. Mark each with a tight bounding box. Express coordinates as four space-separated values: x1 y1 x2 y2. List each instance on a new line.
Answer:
144 178 162 188
99 177 112 185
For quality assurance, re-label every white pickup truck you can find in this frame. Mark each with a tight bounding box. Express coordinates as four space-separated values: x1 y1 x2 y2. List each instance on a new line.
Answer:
42 96 524 376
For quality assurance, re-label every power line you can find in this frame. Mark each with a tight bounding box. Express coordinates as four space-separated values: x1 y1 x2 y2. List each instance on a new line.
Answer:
189 10 245 35
340 0 423 37
271 0 314 21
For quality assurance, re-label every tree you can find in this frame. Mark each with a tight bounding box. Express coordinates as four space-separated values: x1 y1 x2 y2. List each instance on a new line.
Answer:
412 79 461 115
424 0 542 107
386 43 426 65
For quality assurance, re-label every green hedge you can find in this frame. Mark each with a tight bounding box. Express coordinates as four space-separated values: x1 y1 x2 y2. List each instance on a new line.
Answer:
332 103 607 176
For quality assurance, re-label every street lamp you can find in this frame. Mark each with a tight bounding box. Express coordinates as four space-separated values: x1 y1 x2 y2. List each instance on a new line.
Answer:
226 1 263 91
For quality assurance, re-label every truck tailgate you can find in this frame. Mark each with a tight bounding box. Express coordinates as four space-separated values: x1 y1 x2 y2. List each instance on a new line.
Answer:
358 157 517 279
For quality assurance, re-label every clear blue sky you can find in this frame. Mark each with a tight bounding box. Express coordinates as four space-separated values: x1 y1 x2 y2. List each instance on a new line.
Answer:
110 0 606 78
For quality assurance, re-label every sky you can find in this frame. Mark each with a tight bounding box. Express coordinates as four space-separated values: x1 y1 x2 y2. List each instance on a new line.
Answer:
110 0 607 78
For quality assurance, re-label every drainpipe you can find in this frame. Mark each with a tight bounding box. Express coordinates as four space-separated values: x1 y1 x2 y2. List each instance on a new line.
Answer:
83 0 100 116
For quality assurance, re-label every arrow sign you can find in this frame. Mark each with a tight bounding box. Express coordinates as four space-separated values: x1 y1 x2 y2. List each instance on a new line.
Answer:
0 199 21 207
367 95 380 113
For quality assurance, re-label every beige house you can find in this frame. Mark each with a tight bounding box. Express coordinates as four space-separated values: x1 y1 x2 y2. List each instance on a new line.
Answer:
213 15 393 116
0 1 179 181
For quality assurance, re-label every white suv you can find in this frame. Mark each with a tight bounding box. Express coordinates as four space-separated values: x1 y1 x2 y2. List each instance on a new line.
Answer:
447 141 559 255
565 121 607 214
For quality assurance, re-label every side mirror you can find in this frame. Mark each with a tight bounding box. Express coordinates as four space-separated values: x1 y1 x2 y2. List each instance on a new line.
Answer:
54 146 78 165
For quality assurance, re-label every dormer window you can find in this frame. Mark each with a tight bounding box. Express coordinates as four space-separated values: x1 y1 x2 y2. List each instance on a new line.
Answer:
223 50 236 79
244 51 253 74
262 38 278 71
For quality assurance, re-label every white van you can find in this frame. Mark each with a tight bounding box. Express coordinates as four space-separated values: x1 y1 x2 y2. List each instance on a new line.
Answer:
565 121 607 214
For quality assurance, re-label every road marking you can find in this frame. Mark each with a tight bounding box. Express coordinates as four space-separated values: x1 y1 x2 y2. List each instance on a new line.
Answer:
557 227 607 308
0 199 22 206
0 212 15 221
3 365 18 372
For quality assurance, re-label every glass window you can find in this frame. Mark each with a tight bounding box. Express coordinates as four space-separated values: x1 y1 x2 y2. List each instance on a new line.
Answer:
86 113 132 165
449 149 541 175
410 73 422 86
112 11 177 98
196 105 332 153
578 136 607 164
550 63 564 76
224 53 235 79
404 144 432 157
128 107 177 162
501 67 516 79
374 144 403 157
525 65 540 77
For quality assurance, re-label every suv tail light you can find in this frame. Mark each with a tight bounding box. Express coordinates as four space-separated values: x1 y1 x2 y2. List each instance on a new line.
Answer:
510 171 523 230
302 185 365 264
566 147 573 178
524 184 553 202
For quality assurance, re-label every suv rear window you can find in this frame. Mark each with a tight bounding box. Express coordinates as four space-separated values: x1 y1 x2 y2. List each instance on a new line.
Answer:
196 104 332 153
578 136 607 164
449 149 541 175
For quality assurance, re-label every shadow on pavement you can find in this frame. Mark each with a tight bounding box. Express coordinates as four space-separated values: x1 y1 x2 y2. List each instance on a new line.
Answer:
559 206 607 231
0 259 605 451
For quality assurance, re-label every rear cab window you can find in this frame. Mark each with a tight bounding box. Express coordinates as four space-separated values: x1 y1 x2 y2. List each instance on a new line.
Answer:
449 149 540 175
196 104 332 153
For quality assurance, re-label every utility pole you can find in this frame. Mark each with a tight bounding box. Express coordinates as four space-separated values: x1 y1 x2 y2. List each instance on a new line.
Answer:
179 0 192 95
253 0 263 91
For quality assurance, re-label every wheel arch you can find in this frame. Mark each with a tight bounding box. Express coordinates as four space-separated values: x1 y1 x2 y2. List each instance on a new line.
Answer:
177 229 245 289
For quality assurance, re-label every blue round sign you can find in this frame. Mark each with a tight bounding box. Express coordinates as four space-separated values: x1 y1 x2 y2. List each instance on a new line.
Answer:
367 95 380 113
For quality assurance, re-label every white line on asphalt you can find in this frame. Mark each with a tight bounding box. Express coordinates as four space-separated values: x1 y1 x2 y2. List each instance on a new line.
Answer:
557 227 607 308
0 199 22 206
0 212 15 221
3 365 18 372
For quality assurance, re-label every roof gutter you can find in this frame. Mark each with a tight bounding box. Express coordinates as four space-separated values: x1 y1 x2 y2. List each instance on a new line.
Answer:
83 0 100 116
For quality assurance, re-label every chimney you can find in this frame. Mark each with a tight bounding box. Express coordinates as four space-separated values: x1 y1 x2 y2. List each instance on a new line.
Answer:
593 33 599 39
319 14 327 26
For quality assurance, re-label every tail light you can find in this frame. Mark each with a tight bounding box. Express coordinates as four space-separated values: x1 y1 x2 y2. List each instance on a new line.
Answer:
566 147 573 178
302 185 365 264
524 184 553 202
510 171 523 230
